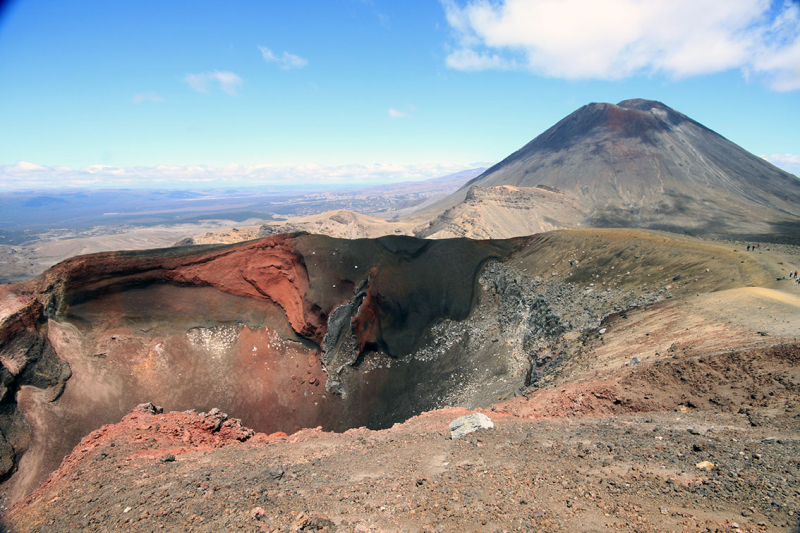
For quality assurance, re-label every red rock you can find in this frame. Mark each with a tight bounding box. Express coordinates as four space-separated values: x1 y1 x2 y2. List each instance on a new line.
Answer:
40 235 327 343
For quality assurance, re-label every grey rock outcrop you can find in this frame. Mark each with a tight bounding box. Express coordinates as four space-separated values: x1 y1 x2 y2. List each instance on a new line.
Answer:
321 277 370 397
449 412 494 439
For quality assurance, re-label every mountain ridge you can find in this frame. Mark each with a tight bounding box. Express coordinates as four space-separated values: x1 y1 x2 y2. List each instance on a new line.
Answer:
416 99 800 242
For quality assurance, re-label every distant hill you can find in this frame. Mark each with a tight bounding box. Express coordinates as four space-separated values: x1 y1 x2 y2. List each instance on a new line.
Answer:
415 99 800 242
179 210 416 245
0 168 484 283
415 185 585 239
175 169 485 245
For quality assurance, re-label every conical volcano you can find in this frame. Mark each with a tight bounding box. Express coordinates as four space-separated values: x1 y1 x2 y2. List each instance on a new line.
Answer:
416 99 800 242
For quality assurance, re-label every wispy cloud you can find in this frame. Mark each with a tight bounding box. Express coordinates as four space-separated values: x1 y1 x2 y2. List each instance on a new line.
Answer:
445 48 517 71
388 108 409 118
183 71 243 95
132 92 164 104
12 161 45 171
258 46 308 70
762 153 800 175
357 0 391 28
441 0 800 91
0 161 488 191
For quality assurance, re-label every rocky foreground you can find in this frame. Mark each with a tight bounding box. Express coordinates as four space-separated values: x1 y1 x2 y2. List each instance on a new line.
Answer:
4 343 799 532
1 229 798 532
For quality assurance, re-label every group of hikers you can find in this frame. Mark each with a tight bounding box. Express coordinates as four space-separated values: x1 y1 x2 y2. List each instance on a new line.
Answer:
744 243 799 284
747 244 800 285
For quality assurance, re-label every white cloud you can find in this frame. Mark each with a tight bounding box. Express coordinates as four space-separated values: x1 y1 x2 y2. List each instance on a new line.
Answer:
762 153 800 175
81 164 128 176
258 46 308 70
132 92 164 104
445 48 517 70
0 161 489 191
183 71 243 95
13 161 45 171
441 0 800 91
388 108 409 118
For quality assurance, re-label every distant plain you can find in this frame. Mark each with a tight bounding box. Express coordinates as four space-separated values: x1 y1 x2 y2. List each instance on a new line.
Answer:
0 169 480 283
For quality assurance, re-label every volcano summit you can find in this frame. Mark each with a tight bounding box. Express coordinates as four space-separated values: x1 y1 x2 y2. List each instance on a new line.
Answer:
416 99 800 241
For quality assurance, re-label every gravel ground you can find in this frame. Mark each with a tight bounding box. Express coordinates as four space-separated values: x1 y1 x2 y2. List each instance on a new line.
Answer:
4 366 798 533
3 231 798 533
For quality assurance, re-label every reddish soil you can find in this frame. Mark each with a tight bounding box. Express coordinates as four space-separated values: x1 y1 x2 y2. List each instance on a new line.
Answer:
41 235 327 342
4 343 798 533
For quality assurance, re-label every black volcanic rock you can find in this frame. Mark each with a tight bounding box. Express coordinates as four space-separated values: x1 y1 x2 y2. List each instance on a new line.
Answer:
421 99 800 242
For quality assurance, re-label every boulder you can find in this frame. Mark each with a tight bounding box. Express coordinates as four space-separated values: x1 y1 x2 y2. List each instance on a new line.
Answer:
449 412 494 439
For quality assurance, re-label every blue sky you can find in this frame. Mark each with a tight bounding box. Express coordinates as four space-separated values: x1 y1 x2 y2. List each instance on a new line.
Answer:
0 0 798 189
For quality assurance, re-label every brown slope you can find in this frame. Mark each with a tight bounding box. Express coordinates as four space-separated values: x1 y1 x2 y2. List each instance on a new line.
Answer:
181 210 415 246
416 99 800 241
415 185 585 239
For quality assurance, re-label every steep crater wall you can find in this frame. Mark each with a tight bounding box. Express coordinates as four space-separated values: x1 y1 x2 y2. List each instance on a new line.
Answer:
0 234 524 498
0 230 751 500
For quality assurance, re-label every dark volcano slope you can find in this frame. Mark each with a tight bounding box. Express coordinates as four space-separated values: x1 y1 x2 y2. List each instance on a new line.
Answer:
418 99 800 242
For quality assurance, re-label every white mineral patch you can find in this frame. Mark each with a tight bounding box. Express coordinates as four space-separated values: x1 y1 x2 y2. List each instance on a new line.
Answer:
187 325 240 359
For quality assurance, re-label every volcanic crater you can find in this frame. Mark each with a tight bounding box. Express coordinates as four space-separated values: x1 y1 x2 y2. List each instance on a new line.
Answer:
2 225 797 512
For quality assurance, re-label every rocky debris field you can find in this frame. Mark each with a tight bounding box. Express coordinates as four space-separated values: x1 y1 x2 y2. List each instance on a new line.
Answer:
4 343 799 533
1 229 798 532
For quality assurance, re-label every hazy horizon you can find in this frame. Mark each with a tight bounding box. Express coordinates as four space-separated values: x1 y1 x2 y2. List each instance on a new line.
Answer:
1 0 799 190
